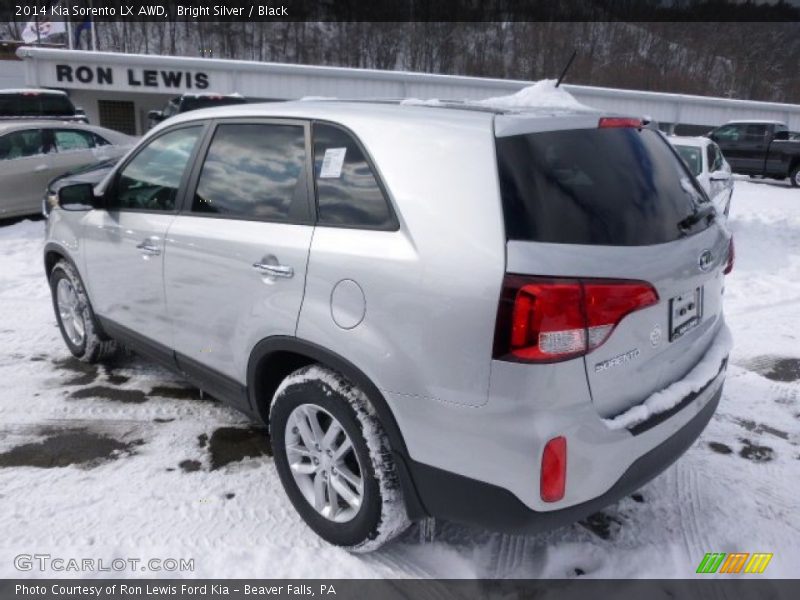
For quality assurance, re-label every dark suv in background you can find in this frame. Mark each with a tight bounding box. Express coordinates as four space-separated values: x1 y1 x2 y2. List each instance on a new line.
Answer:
147 93 247 128
0 89 88 123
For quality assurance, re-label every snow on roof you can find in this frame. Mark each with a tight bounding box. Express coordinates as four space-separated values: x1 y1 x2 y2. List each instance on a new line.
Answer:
476 79 592 111
399 79 594 115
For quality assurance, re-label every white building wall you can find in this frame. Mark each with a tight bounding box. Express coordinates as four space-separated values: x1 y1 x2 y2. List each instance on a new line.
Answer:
14 47 800 133
0 60 26 89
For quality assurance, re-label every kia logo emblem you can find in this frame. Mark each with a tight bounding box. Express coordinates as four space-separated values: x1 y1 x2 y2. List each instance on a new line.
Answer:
698 250 714 272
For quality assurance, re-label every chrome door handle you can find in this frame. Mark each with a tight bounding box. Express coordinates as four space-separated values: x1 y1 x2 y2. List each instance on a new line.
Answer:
252 262 294 278
136 240 161 256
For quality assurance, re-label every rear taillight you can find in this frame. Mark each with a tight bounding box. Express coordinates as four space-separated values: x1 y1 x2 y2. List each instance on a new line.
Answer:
724 238 734 275
598 117 642 128
494 275 658 363
541 436 567 503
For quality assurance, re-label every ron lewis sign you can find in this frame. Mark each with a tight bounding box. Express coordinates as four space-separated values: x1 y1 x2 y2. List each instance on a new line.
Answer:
54 63 210 91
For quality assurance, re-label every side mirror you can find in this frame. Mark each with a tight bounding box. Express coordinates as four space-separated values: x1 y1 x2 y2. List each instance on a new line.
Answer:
707 132 717 141
58 182 99 211
147 110 164 122
773 130 789 141
709 170 731 182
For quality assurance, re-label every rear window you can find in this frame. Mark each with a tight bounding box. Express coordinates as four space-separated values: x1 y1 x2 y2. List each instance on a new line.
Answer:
496 127 710 246
0 93 75 117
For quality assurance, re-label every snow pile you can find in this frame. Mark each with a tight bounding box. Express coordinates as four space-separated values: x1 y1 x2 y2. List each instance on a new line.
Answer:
602 324 733 431
399 98 446 107
477 79 592 111
400 79 592 111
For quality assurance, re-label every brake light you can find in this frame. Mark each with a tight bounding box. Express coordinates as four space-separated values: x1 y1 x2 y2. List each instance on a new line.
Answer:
494 275 658 363
598 117 642 128
541 436 567 502
724 238 734 275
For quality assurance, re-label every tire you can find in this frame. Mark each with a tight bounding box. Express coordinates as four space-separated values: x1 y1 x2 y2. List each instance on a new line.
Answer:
790 164 800 188
49 259 117 363
270 365 410 552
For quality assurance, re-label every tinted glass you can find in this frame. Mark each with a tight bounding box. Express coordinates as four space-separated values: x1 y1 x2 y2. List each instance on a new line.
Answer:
713 124 742 141
674 144 702 176
0 129 44 160
313 124 394 229
179 96 247 112
707 144 723 172
496 128 710 246
111 126 201 212
192 123 307 221
54 129 94 151
745 124 767 140
0 93 75 117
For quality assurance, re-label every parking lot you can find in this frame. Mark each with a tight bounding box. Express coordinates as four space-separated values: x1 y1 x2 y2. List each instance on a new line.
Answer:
0 176 798 578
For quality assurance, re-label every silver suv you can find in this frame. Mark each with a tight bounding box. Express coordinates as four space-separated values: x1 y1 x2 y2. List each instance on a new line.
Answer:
44 102 733 551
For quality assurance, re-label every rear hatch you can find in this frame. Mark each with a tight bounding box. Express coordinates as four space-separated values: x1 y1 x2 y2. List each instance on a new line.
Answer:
494 114 730 418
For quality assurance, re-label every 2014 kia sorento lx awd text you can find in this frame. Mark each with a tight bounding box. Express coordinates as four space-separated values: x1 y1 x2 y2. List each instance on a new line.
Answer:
43 100 733 551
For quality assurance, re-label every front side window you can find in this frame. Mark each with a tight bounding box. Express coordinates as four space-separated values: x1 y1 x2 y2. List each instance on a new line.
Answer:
192 123 308 221
707 144 724 172
54 129 95 151
312 123 394 229
0 129 46 160
110 126 202 212
713 124 743 142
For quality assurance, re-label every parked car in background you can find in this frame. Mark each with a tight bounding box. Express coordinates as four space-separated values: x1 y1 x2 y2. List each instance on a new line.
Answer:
147 93 247 128
707 120 800 187
670 136 734 217
44 101 732 551
0 89 88 123
0 121 135 219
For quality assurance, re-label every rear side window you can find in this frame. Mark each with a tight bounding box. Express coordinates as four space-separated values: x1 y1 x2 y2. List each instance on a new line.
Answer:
312 123 395 229
496 127 709 246
192 123 308 222
707 144 724 172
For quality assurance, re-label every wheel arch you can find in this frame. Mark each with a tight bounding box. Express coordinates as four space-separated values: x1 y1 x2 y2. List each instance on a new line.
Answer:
247 336 408 456
43 241 74 279
247 336 427 519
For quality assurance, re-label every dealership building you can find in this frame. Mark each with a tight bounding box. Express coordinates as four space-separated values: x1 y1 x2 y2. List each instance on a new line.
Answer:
4 46 800 136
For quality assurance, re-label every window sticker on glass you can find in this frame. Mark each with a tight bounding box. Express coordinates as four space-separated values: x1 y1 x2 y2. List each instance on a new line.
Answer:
319 147 347 178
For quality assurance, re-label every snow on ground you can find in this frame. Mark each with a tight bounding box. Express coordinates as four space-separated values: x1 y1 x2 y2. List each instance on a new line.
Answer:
0 177 799 579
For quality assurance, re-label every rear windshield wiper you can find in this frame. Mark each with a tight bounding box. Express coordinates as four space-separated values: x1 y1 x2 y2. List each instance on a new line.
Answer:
678 203 716 234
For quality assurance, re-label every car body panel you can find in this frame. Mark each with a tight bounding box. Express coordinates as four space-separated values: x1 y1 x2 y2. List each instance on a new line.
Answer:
45 99 731 523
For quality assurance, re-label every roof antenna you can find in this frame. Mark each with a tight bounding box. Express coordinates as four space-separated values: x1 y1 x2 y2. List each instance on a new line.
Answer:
555 50 577 88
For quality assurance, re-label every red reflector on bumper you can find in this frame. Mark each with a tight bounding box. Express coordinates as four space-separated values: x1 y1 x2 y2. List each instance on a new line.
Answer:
541 436 567 502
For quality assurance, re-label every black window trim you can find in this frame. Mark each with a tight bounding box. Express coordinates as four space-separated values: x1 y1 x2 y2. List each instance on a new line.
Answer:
310 119 400 232
178 117 315 226
101 121 210 216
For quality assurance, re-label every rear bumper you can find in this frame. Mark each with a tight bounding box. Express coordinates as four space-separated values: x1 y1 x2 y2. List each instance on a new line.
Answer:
403 381 722 533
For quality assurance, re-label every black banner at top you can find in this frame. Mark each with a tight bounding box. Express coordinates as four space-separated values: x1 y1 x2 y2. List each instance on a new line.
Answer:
3 0 800 22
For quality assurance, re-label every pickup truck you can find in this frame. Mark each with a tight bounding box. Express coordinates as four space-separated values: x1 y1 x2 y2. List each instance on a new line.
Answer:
707 120 800 187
